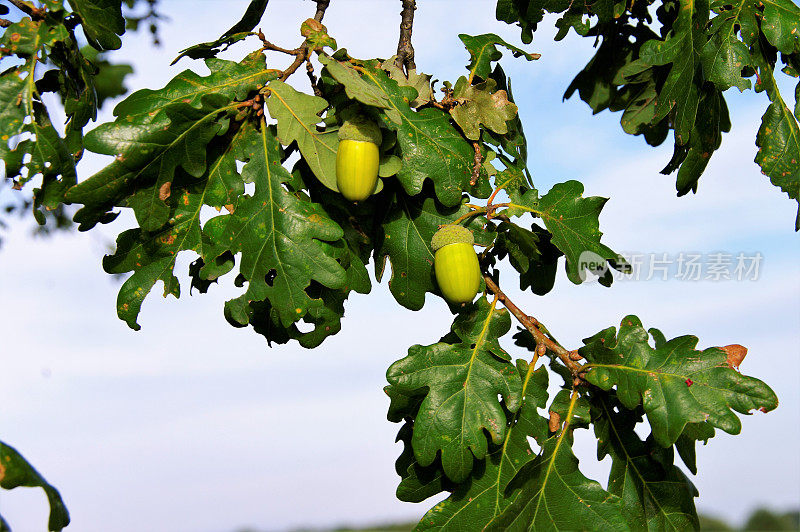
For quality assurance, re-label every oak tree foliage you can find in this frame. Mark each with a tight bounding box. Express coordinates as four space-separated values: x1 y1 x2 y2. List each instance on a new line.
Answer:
0 0 791 529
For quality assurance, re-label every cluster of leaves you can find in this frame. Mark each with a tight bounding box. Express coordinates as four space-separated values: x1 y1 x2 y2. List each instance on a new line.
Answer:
0 0 155 245
0 1 148 528
0 1 784 530
57 9 626 350
496 0 800 228
386 301 777 530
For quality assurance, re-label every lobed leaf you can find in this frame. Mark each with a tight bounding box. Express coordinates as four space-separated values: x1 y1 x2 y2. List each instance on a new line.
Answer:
458 33 539 82
488 392 629 531
451 76 519 141
264 80 340 192
0 440 70 531
592 393 700 531
386 298 522 482
580 315 779 447
67 0 125 51
415 360 550 530
532 180 624 285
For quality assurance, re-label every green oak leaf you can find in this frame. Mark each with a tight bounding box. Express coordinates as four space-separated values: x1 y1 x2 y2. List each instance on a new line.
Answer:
381 56 434 108
0 440 70 532
101 127 251 330
0 16 76 202
491 220 566 296
580 315 779 447
487 64 529 169
264 80 340 192
386 298 522 482
0 17 68 57
549 389 591 428
393 420 454 505
487 392 629 531
760 0 800 55
451 76 519 141
754 78 800 228
243 244 370 349
415 360 549 530
172 0 269 63
0 66 77 209
672 86 731 195
216 122 347 328
701 1 754 92
319 54 389 109
637 0 708 146
592 393 700 531
67 0 126 50
376 187 494 310
529 180 623 285
493 220 541 270
675 422 716 475
458 33 539 82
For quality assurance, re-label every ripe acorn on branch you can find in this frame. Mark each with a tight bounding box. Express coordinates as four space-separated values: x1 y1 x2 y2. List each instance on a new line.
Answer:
336 115 381 202
431 224 481 304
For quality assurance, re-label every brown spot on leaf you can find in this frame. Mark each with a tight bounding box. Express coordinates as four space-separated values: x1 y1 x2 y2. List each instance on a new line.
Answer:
10 33 20 42
159 182 171 201
548 411 561 432
722 344 747 370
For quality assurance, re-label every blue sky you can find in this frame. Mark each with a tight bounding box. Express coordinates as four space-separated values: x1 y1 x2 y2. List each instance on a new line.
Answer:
0 1 798 531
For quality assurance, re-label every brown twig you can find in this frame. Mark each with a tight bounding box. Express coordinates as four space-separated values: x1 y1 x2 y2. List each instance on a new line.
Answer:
0 18 11 27
257 30 302 55
8 0 45 19
313 0 331 20
279 0 331 82
306 58 321 97
395 0 416 75
483 274 584 376
470 142 483 186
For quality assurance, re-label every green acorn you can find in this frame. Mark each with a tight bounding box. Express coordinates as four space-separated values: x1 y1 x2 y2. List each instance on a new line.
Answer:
431 225 481 304
336 116 381 202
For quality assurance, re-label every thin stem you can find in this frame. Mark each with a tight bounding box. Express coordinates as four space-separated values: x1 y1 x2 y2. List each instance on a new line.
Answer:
482 274 583 376
314 0 330 21
257 30 302 55
306 58 321 97
395 0 416 75
451 207 487 226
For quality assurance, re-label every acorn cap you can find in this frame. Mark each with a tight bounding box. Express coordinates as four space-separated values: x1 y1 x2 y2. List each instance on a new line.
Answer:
338 115 382 145
431 225 474 252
